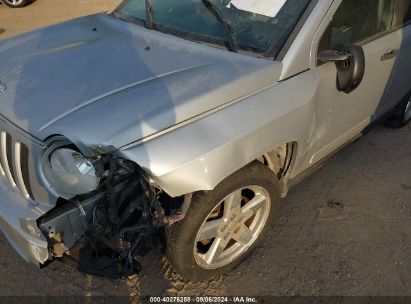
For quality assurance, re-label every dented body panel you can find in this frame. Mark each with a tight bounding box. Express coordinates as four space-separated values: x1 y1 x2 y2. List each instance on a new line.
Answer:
119 70 318 197
0 0 409 268
0 14 282 149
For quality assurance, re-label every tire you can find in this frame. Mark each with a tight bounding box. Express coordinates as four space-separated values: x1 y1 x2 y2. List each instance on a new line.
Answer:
386 93 411 129
1 0 31 8
166 161 281 281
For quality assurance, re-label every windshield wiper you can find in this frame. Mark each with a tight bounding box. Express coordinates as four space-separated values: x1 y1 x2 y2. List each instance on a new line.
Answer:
145 0 155 29
201 0 238 53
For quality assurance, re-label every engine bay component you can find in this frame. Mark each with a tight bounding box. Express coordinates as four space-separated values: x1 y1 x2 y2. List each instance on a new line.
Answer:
39 156 167 278
39 193 105 253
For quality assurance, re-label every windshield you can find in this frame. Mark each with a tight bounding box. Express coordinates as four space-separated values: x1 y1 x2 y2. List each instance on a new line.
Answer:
115 0 311 58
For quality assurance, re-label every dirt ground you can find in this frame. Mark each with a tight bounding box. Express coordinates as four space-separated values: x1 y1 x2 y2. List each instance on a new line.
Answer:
0 0 411 300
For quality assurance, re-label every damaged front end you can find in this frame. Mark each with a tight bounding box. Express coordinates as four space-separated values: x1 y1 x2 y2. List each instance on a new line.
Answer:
38 154 182 278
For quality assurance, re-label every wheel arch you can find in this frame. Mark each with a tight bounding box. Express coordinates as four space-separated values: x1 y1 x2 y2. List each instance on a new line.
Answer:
259 141 298 196
119 138 300 198
118 69 317 199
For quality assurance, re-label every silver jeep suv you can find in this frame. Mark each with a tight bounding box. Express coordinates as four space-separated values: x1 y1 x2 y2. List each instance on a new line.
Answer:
0 0 410 281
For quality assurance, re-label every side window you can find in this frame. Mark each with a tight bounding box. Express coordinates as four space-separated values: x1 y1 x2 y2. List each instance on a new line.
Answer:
318 0 395 53
397 0 411 26
406 2 411 24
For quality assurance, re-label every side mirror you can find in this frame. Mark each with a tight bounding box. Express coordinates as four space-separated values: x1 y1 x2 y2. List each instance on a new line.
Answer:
318 46 365 94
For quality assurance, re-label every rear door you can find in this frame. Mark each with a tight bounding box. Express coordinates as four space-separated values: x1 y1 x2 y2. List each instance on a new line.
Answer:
374 0 411 119
308 0 400 165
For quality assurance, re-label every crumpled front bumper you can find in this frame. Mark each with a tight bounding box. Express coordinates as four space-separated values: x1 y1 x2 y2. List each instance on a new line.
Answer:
0 178 49 265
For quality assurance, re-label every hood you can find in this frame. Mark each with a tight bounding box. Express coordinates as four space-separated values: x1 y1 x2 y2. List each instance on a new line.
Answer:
0 14 282 149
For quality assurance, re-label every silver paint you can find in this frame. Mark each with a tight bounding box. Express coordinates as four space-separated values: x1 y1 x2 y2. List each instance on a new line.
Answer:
0 0 409 266
14 142 32 200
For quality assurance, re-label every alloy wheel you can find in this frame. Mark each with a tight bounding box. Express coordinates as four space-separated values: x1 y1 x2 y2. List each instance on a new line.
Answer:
194 185 271 269
405 97 411 122
2 0 25 6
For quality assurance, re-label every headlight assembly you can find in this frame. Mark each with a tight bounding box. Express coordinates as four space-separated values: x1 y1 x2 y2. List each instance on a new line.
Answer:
43 147 100 198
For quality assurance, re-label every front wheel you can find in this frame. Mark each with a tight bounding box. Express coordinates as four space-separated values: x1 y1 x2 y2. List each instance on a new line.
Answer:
166 161 280 281
1 0 31 8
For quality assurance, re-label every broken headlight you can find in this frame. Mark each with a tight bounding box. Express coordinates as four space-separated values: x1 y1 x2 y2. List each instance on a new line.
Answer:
43 148 100 198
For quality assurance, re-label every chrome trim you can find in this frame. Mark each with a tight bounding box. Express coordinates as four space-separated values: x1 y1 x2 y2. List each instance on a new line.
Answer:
0 131 16 188
14 142 31 199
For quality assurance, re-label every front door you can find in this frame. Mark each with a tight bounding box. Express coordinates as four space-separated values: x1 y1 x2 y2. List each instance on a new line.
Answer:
375 0 411 119
309 0 400 165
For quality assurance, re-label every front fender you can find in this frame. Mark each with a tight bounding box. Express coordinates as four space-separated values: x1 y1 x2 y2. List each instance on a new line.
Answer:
119 70 319 197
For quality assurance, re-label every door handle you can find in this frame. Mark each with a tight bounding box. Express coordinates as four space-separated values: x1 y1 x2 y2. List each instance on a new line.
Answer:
380 49 399 61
